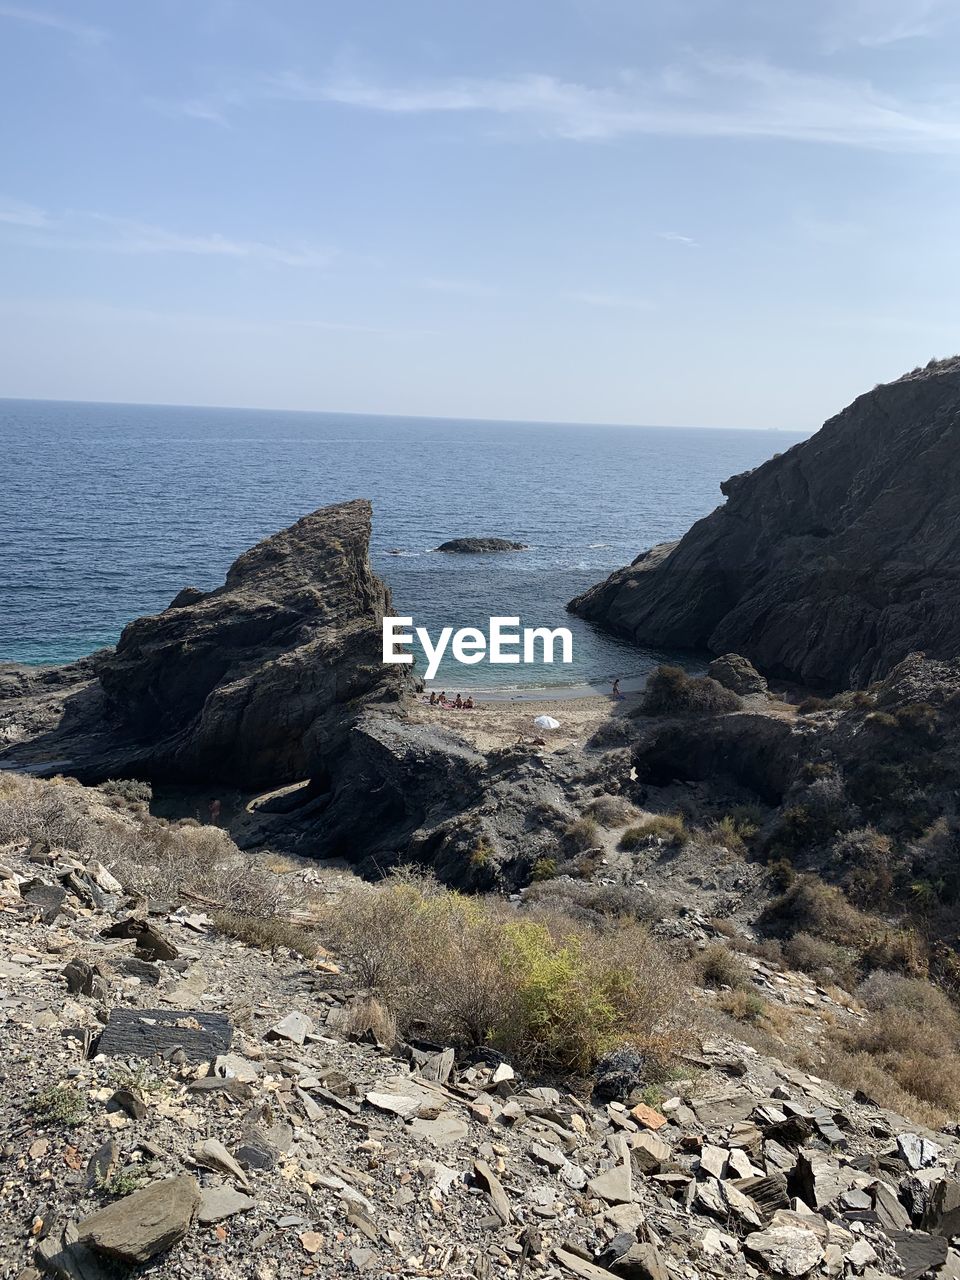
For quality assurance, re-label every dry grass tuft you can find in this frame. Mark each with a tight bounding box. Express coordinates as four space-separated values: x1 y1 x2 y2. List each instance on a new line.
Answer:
210 910 320 958
694 941 753 990
585 795 638 828
619 813 687 850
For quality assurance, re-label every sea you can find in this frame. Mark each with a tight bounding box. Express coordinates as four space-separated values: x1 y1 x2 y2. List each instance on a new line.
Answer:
0 399 809 690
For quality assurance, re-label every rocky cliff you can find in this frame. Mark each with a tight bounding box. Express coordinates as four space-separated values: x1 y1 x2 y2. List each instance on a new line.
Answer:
570 360 960 689
0 499 414 788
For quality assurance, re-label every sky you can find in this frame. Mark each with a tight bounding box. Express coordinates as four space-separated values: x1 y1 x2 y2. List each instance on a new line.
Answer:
1 0 960 429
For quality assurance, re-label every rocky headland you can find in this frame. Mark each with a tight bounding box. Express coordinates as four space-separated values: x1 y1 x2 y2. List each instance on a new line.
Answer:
0 499 414 790
569 360 960 691
6 367 960 1278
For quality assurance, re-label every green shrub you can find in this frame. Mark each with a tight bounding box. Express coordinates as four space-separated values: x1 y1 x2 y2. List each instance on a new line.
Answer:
710 813 758 856
767 856 795 889
640 666 742 717
619 814 687 850
531 857 558 882
29 1084 87 1127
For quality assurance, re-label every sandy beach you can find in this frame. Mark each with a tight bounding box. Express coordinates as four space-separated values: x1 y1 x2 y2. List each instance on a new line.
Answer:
408 684 640 752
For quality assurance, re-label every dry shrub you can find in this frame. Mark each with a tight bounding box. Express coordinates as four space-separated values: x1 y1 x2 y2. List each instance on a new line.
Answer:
858 926 929 978
762 875 869 945
695 941 752 990
341 994 397 1047
0 773 99 850
717 989 765 1022
818 1044 952 1130
562 817 601 853
585 795 637 828
783 932 857 988
524 879 661 926
0 772 299 935
320 871 691 1075
619 814 687 850
856 971 957 1024
640 666 742 717
825 970 960 1121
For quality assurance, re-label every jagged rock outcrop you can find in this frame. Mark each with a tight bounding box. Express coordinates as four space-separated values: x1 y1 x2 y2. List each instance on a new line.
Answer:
0 500 415 788
570 361 960 689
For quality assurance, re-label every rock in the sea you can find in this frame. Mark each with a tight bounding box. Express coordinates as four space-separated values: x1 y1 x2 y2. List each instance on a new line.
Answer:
76 1175 200 1264
435 537 527 553
707 653 768 696
570 361 960 689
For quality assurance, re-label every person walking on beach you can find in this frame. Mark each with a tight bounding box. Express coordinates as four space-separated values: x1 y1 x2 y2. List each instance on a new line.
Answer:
612 678 623 700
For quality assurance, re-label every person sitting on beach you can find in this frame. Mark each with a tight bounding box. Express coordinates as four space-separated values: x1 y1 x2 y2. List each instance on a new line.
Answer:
429 691 438 705
438 691 448 705
454 693 463 709
463 696 474 709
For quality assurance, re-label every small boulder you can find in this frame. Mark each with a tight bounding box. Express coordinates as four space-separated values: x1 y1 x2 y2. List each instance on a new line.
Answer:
707 653 768 696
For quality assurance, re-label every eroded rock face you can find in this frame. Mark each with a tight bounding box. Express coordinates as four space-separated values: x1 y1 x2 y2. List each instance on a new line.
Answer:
570 361 960 689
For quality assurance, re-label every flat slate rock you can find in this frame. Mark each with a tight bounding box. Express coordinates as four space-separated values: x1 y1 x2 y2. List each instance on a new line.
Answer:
889 1230 949 1280
96 1008 232 1062
197 1186 256 1226
77 1175 200 1264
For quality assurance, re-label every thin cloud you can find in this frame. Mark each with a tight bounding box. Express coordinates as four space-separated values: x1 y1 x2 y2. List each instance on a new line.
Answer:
568 291 654 311
0 3 106 44
248 58 960 154
821 0 952 49
0 204 334 268
418 276 499 298
658 231 698 246
86 216 334 267
0 195 52 228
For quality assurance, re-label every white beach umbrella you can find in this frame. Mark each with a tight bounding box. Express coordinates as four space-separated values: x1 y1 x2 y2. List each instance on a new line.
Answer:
534 715 561 730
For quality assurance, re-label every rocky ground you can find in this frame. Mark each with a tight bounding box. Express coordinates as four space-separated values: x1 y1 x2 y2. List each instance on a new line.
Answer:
4 832 960 1280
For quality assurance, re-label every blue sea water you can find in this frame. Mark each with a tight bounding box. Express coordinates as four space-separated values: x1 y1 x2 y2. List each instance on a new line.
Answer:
0 399 808 688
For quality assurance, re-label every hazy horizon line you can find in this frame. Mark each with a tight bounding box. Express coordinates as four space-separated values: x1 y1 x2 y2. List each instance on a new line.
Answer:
0 393 811 434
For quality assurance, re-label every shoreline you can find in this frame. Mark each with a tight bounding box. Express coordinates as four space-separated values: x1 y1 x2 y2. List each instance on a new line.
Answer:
420 673 647 702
